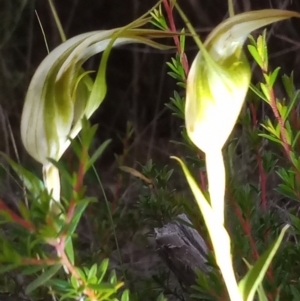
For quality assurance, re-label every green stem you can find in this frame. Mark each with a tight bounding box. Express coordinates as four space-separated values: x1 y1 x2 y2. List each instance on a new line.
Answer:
173 156 241 301
92 165 126 282
206 150 226 225
228 0 235 18
35 11 50 53
48 0 67 42
43 163 61 215
219 258 242 301
206 151 243 300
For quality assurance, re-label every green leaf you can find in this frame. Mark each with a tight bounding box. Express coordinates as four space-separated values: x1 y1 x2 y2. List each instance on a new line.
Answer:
150 6 168 30
65 199 91 237
48 278 71 290
17 201 31 221
172 156 241 300
75 267 87 282
238 224 289 301
285 90 300 122
258 133 282 145
290 285 300 300
98 258 109 283
289 214 300 232
247 44 263 68
121 289 130 301
65 237 74 265
167 71 181 80
260 83 270 103
276 184 299 203
70 274 80 289
80 118 98 148
166 61 179 74
69 137 83 160
2 240 21 262
85 139 111 171
109 269 118 285
282 72 295 98
22 265 48 275
268 67 280 87
243 260 268 301
290 152 300 170
256 284 268 301
0 152 44 196
250 84 268 102
256 30 268 68
25 264 61 294
156 293 167 301
88 263 98 280
262 118 280 137
60 291 79 301
87 282 115 291
0 263 19 274
180 27 186 49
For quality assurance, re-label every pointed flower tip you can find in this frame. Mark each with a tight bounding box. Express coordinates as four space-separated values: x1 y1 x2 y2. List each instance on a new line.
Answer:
205 9 300 60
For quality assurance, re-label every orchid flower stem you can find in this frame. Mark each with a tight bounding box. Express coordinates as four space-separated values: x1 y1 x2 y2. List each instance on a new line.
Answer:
228 0 235 18
173 156 241 300
220 259 242 301
206 150 226 225
206 151 241 300
43 163 61 215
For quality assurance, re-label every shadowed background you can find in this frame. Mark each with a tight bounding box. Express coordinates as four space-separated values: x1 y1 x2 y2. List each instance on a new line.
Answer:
1 0 300 171
1 1 300 299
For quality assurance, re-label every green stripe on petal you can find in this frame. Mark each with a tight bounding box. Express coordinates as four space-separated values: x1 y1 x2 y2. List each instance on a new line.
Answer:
186 50 250 152
21 24 173 205
186 9 300 153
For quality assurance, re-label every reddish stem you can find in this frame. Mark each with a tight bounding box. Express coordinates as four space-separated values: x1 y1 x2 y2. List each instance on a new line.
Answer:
0 200 36 232
65 146 87 224
257 152 267 210
56 241 79 276
249 103 268 211
51 145 101 300
249 102 276 294
249 103 258 127
231 199 259 259
199 170 207 192
230 195 276 299
162 0 189 76
266 80 291 157
254 142 267 212
263 73 300 209
22 257 58 266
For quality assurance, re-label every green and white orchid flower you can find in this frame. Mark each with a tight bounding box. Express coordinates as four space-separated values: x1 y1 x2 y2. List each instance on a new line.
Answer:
21 20 172 211
186 9 300 153
185 9 300 227
173 4 300 301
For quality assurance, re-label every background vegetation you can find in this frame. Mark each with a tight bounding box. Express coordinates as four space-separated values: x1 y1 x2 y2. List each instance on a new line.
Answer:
2 0 300 300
